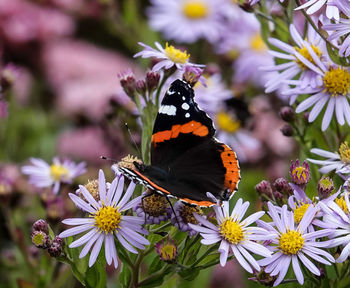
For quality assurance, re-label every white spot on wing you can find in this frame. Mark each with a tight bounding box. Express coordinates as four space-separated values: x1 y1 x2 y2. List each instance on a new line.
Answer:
185 113 190 118
159 105 177 116
167 89 175 95
182 96 185 100
181 103 190 110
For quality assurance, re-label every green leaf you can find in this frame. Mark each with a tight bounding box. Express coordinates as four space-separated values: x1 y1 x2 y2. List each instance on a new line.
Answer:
149 256 162 275
178 267 200 281
85 261 107 288
119 263 132 288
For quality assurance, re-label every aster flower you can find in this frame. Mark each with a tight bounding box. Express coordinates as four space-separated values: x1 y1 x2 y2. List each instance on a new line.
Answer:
289 159 311 186
258 203 335 286
263 24 324 99
155 237 178 263
318 192 350 262
22 157 86 194
324 19 350 57
134 42 203 72
295 0 350 20
59 170 149 269
133 192 170 224
169 201 203 236
189 199 273 271
284 54 350 130
147 0 225 43
308 142 350 174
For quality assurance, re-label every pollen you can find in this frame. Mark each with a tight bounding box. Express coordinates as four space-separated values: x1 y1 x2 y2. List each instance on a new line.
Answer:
84 179 100 202
279 230 304 255
182 1 208 19
118 155 143 170
164 43 190 64
293 203 310 224
323 67 350 97
339 142 350 164
143 193 168 217
219 217 244 244
50 164 69 181
250 34 267 52
94 205 121 234
216 112 241 133
335 196 349 214
179 204 203 224
294 45 322 70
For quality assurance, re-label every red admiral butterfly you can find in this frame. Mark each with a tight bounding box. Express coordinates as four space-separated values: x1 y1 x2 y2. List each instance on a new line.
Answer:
118 79 240 207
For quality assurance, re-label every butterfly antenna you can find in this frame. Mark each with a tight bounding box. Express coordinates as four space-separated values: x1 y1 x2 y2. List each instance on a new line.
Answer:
125 122 142 160
100 156 118 162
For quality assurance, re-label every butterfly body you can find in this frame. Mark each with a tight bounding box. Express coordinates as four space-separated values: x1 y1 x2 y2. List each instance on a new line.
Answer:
119 79 240 207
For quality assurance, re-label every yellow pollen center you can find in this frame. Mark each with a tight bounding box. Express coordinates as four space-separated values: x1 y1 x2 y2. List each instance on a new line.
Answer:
160 244 177 260
292 166 307 179
250 34 266 52
294 203 310 224
217 112 241 133
164 43 190 64
339 142 350 164
94 205 121 233
294 45 322 70
323 67 350 97
50 164 69 181
335 196 349 214
182 1 208 19
279 230 304 254
219 217 244 244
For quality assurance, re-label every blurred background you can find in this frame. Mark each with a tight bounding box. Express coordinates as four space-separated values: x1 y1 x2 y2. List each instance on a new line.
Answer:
0 0 299 287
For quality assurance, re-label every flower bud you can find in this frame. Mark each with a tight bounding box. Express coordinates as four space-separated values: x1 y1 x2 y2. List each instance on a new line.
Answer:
32 219 49 234
279 106 295 122
155 238 177 263
281 124 293 137
119 70 136 98
318 176 334 200
31 231 50 249
145 70 160 92
274 178 293 196
135 79 147 95
290 159 310 186
183 66 203 87
255 180 273 198
48 240 62 257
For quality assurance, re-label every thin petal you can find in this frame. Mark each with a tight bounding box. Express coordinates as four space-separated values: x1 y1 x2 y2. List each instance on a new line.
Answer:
89 234 104 267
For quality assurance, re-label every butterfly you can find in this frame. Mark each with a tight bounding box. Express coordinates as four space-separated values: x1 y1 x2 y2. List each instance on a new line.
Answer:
118 79 240 207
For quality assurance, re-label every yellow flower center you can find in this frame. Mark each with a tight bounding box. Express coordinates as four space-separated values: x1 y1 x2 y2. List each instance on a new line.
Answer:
292 166 307 180
164 43 190 64
50 164 69 181
219 217 244 244
250 34 267 52
217 112 241 133
182 1 208 19
279 230 304 255
294 203 310 224
335 196 349 214
323 67 350 97
294 45 322 70
160 244 177 261
94 205 121 234
339 142 350 164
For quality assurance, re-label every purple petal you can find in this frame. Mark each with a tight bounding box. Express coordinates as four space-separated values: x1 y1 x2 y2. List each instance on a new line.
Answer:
237 245 260 271
59 224 93 238
80 231 101 258
70 229 98 248
89 234 104 267
219 241 229 266
68 193 96 213
292 255 304 285
98 170 106 203
231 245 253 273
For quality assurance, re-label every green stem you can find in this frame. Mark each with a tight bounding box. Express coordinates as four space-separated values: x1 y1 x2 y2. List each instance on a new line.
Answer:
57 255 85 285
190 246 218 267
255 11 288 33
138 265 170 286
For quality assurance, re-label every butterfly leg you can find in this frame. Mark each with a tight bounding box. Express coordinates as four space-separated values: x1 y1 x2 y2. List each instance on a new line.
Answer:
164 196 181 228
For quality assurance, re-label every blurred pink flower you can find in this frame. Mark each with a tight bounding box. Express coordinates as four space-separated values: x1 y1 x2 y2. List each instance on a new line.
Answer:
42 40 138 120
0 0 74 44
57 127 125 165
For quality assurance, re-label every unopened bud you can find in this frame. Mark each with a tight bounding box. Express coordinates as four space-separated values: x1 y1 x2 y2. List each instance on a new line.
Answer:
255 180 273 198
183 66 203 87
145 70 160 92
32 219 49 234
290 159 310 186
279 106 295 122
31 231 50 249
119 70 136 98
274 178 293 196
318 176 334 199
48 240 62 257
135 79 147 95
281 124 293 137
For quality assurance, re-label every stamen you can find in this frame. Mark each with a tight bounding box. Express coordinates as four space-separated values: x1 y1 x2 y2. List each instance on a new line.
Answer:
323 67 350 97
339 142 350 164
50 164 69 181
94 205 122 233
279 230 304 254
182 1 208 19
219 217 244 244
164 43 190 64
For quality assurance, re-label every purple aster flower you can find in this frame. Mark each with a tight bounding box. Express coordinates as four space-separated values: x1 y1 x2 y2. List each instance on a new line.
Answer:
189 199 273 271
318 192 350 262
59 170 149 269
307 143 350 174
258 203 335 286
289 159 311 186
21 157 86 194
324 19 350 57
155 237 178 263
295 0 350 20
147 0 226 44
133 192 170 224
263 24 325 100
134 42 204 72
284 54 350 130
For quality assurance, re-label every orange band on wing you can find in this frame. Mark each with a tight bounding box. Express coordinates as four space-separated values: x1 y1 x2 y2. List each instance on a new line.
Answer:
152 121 209 144
220 144 240 193
179 198 215 207
131 169 171 195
